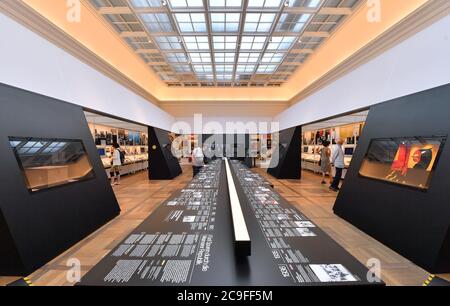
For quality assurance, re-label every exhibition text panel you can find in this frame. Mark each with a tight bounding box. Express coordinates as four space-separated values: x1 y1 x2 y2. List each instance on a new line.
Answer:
79 160 382 286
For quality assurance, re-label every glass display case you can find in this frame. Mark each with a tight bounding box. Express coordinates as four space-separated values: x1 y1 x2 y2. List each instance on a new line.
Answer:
359 136 447 190
99 146 148 168
9 137 95 192
84 111 150 177
301 122 363 175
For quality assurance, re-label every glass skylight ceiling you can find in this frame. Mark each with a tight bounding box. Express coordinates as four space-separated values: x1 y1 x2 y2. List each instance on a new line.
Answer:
90 0 363 87
10 140 68 155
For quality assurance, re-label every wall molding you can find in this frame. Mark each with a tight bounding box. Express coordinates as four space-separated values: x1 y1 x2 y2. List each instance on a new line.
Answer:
160 100 289 106
287 0 450 107
0 0 448 114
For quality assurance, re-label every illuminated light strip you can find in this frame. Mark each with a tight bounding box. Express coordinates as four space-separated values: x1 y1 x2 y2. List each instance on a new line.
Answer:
224 158 251 256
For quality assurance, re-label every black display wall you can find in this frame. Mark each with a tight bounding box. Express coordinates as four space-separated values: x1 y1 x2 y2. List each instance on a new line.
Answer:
148 127 182 180
333 84 450 273
0 83 121 275
202 134 250 161
267 126 302 179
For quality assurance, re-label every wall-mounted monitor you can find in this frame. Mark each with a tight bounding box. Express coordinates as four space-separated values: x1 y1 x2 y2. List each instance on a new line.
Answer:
97 148 106 156
345 148 355 156
359 136 446 190
9 137 96 193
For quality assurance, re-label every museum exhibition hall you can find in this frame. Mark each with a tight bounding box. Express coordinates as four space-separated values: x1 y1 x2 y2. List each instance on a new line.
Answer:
0 0 450 291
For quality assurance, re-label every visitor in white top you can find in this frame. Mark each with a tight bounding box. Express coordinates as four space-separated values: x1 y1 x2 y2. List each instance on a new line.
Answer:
192 146 205 178
330 138 345 192
110 142 122 186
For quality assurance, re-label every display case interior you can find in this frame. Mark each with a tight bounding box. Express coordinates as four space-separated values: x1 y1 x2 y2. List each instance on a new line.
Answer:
301 112 368 177
9 137 95 193
84 111 149 176
179 134 273 166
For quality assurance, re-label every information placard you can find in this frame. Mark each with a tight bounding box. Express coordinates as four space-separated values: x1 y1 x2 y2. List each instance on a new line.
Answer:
79 160 383 286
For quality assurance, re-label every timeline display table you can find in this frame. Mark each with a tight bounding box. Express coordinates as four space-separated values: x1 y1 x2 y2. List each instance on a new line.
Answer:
79 160 383 286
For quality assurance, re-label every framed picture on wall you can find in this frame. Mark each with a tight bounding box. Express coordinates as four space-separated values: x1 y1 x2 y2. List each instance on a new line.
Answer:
359 136 447 190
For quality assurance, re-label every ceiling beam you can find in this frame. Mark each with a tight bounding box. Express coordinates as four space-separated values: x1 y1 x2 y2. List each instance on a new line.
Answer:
310 21 339 25
96 6 354 17
282 7 352 15
120 31 179 37
98 7 132 15
121 30 319 37
119 31 147 38
136 49 160 54
202 0 217 86
290 49 314 54
302 31 330 38
272 71 292 75
318 7 353 15
99 7 296 15
280 62 302 66
231 0 249 86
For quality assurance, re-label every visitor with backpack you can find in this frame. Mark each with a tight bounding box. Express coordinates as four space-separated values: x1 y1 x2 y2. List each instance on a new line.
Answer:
110 142 124 186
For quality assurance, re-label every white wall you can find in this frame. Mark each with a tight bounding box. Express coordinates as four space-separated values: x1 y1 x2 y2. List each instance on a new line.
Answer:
275 13 450 131
0 12 174 131
173 116 277 134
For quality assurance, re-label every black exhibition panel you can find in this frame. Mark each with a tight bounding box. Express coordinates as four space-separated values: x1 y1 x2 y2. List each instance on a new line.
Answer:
268 126 302 179
0 83 121 276
202 134 224 159
333 83 450 273
79 159 383 286
202 134 250 161
202 133 255 168
148 127 182 180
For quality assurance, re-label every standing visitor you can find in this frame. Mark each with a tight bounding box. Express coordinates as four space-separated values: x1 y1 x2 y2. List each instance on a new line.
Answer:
330 139 345 192
192 146 205 178
320 141 332 185
110 142 123 186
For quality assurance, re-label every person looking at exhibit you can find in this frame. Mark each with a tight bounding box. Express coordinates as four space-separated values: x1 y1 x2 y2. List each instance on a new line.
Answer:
110 142 123 186
320 140 332 185
192 146 205 178
330 138 345 192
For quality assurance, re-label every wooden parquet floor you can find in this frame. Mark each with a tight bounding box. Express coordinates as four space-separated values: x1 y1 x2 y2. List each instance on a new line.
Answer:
1 166 448 286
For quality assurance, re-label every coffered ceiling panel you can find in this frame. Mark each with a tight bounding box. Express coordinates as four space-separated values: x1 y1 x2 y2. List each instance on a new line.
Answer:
88 0 362 87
